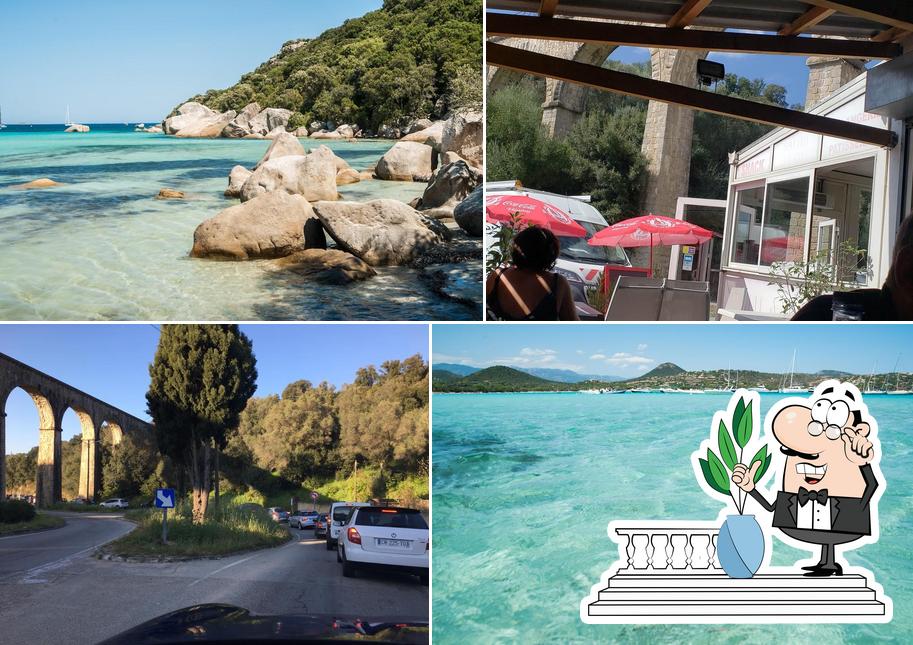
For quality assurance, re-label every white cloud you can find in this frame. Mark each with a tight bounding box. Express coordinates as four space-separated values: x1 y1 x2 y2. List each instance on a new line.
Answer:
576 350 584 355
604 352 656 369
636 344 648 351
590 353 607 360
520 347 556 357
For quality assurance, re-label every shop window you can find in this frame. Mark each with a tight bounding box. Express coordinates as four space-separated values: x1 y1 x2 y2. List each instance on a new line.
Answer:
759 177 810 266
730 185 764 265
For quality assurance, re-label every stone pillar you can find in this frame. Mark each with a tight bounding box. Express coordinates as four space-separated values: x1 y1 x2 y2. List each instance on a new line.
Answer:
639 48 707 277
79 437 99 502
542 80 588 138
805 56 866 109
36 425 61 507
0 412 6 501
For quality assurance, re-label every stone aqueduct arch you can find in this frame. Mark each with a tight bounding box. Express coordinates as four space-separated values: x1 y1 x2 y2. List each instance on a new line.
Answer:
488 38 708 273
0 352 152 506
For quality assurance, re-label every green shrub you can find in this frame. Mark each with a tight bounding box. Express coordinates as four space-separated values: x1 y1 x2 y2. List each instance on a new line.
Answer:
0 500 36 524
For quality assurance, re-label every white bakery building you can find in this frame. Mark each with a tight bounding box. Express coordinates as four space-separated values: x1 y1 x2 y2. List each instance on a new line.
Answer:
714 55 913 318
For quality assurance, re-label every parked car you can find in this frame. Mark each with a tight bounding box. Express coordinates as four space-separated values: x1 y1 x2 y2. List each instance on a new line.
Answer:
99 498 129 509
337 506 429 584
268 507 289 523
314 513 329 538
327 502 370 550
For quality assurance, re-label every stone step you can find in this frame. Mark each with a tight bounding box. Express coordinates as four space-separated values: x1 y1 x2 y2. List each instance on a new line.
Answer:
587 599 887 617
598 587 877 602
608 573 870 588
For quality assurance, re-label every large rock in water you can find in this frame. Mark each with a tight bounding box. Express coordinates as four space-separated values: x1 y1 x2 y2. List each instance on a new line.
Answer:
165 102 236 138
11 178 64 189
265 108 292 132
273 249 376 285
453 185 483 237
222 102 261 138
239 151 338 203
254 132 306 169
417 160 482 211
401 121 444 150
441 110 482 169
310 145 352 172
191 192 321 260
312 199 445 266
374 141 434 182
225 165 253 198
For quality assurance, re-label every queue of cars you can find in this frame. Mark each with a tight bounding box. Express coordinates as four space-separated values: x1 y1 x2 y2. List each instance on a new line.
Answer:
268 500 429 585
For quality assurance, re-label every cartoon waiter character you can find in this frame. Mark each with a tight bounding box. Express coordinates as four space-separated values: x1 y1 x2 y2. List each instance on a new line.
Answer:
731 381 883 577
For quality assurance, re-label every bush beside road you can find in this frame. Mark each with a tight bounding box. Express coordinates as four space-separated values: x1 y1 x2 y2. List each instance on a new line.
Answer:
104 502 290 558
0 512 66 536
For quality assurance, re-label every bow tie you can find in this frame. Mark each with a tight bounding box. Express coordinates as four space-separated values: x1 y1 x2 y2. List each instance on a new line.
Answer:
798 487 828 506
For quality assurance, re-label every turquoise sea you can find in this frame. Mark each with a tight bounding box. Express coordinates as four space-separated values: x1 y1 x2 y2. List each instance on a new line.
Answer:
0 124 472 320
432 392 913 643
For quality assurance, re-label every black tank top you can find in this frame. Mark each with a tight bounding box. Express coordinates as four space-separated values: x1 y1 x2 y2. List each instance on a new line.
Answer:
487 270 560 321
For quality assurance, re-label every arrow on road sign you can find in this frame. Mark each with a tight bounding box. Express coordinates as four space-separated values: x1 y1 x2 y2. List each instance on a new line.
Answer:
155 488 175 508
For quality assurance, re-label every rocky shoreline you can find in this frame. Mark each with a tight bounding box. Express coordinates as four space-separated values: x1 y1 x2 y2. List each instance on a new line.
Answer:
160 101 483 314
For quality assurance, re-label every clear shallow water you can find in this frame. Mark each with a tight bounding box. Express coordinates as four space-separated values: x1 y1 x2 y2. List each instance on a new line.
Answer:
432 392 913 643
0 124 474 320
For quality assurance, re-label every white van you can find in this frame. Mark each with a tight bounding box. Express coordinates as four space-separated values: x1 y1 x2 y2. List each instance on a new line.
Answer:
326 501 371 550
485 182 631 288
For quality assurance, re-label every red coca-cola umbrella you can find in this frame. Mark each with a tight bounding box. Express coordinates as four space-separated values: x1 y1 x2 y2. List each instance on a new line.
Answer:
485 194 588 238
588 214 713 277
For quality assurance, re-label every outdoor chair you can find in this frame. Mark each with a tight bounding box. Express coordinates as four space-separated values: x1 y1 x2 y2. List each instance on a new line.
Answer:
604 276 665 321
659 279 710 321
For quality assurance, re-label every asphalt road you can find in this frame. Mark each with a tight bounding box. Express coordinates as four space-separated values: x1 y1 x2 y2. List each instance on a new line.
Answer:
0 513 428 644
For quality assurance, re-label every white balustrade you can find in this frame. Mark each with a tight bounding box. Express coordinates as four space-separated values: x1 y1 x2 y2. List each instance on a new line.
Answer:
615 526 721 573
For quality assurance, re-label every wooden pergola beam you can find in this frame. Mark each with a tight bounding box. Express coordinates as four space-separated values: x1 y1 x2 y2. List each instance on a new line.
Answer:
802 1 913 33
487 41 897 148
872 26 911 43
539 0 560 18
779 7 834 36
667 0 713 29
486 13 901 59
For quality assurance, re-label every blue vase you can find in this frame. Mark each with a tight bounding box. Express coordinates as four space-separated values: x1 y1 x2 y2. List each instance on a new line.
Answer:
717 514 764 578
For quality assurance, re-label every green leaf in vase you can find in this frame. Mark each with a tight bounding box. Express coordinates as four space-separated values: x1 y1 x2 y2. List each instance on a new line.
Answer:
706 448 731 494
699 457 729 495
735 399 753 448
718 419 737 470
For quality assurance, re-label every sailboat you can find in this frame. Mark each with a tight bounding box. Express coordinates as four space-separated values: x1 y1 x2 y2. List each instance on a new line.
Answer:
65 104 73 127
780 350 805 393
885 356 912 395
0 104 6 129
863 361 886 395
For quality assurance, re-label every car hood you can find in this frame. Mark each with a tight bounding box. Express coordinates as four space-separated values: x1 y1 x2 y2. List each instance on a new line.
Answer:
97 604 429 644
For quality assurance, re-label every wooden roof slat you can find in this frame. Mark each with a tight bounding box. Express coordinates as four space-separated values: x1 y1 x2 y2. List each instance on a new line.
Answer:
802 1 913 33
487 41 897 148
779 6 834 36
486 13 902 59
871 26 911 43
667 0 713 29
539 0 560 18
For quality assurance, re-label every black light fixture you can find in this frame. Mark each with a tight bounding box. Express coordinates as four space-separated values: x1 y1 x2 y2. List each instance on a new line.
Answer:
697 60 725 87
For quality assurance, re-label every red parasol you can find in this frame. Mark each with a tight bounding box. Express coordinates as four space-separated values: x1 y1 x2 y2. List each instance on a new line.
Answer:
588 214 714 277
485 194 588 238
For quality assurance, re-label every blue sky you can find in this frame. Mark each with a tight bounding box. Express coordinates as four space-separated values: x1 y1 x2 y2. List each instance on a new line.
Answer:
0 0 383 123
613 46 813 108
433 324 913 378
1 324 427 454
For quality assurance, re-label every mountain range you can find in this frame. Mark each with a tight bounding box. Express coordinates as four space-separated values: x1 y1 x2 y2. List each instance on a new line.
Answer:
432 363 623 383
432 362 913 393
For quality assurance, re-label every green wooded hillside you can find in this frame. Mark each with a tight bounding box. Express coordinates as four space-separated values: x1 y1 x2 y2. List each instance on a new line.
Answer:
179 0 482 130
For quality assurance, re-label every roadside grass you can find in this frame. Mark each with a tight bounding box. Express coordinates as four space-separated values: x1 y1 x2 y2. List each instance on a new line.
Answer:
106 501 290 558
0 513 66 536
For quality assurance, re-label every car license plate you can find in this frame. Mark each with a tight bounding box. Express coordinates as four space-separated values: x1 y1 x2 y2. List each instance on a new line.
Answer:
376 538 410 548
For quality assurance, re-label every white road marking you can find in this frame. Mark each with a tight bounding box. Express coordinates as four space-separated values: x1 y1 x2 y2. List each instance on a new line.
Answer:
19 543 104 584
187 554 257 588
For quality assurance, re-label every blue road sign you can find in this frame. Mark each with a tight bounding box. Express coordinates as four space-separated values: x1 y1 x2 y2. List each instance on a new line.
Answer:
155 488 176 509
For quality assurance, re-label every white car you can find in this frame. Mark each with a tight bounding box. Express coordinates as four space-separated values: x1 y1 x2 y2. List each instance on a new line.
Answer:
98 498 129 509
326 501 370 550
337 506 429 584
289 510 319 529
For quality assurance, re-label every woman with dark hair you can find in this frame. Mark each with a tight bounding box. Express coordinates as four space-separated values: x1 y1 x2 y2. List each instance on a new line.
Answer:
486 227 579 320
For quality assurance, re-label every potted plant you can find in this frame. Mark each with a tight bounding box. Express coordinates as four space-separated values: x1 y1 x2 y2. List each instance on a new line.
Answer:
694 394 771 578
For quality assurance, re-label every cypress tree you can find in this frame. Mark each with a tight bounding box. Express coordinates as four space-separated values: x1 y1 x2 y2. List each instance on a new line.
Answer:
146 325 257 524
